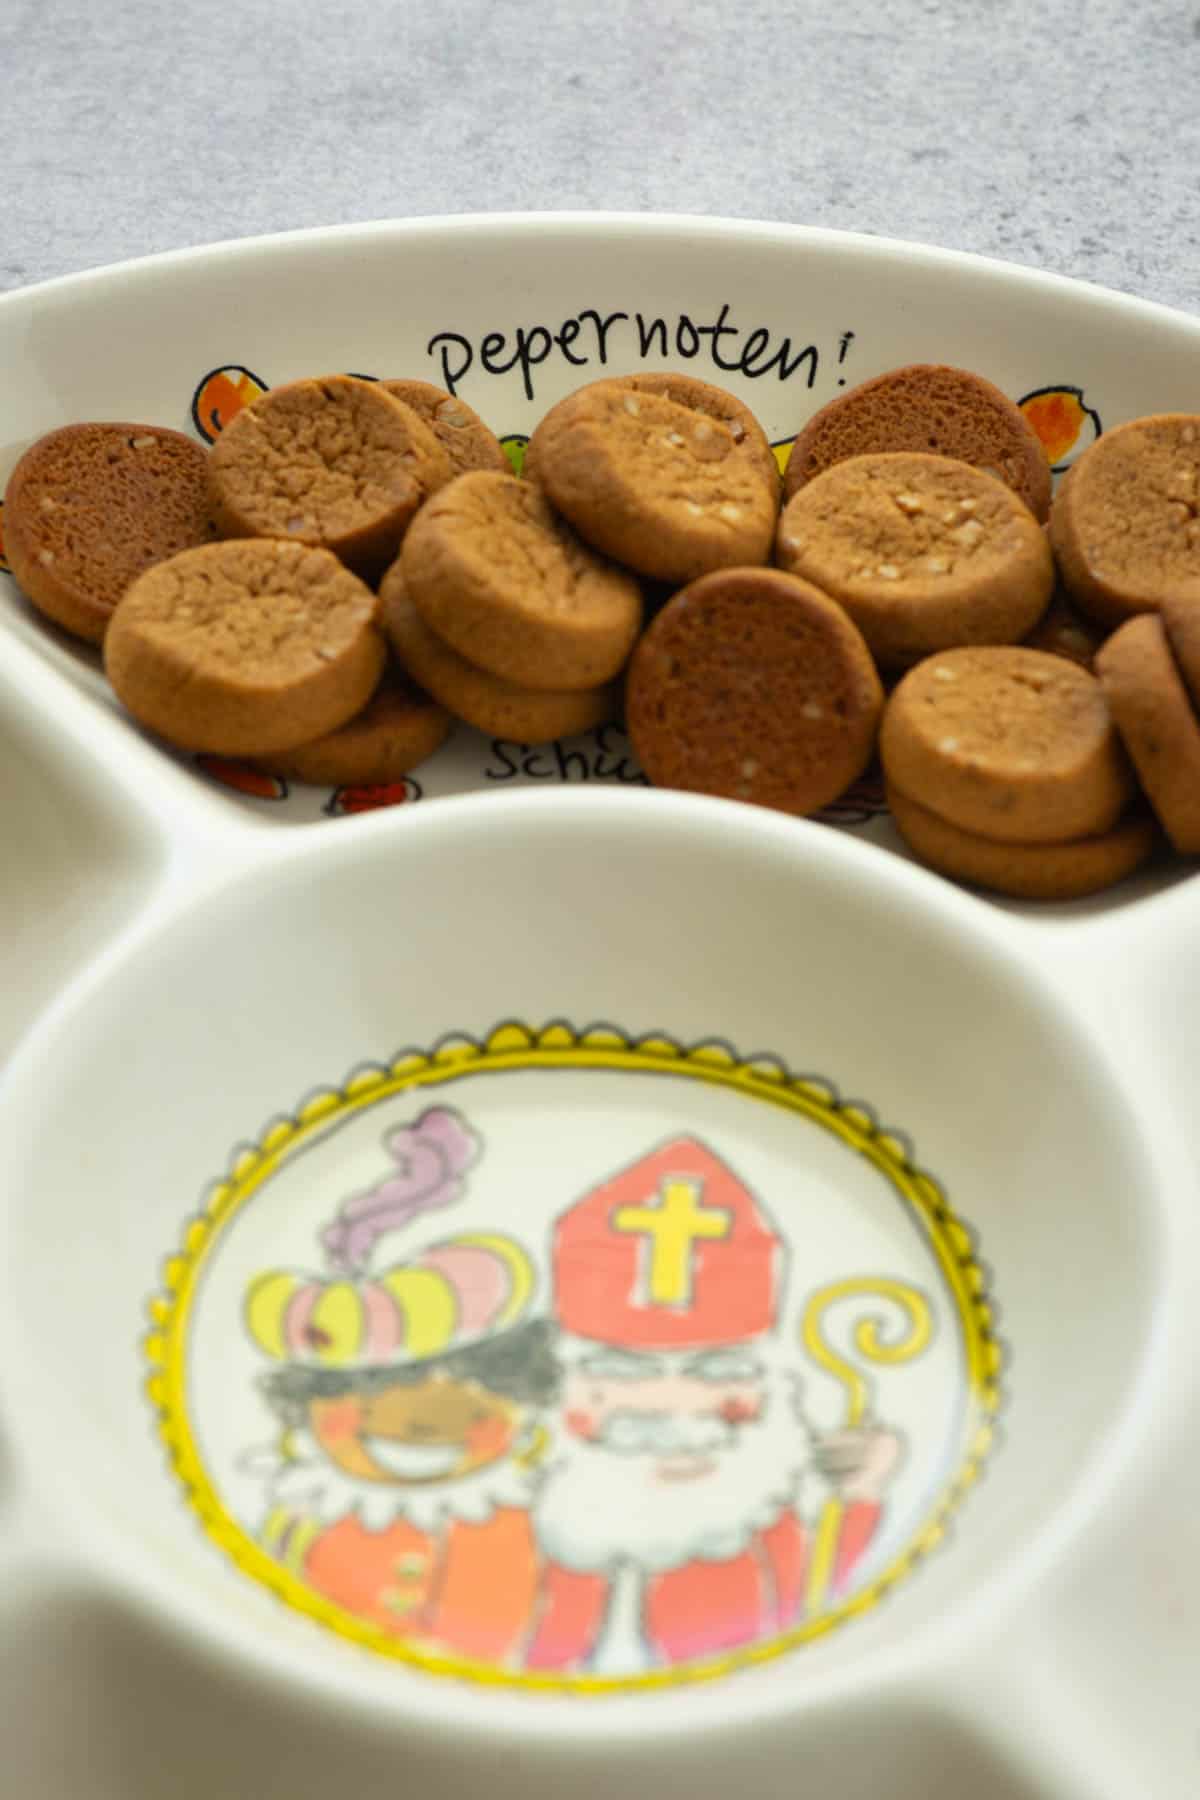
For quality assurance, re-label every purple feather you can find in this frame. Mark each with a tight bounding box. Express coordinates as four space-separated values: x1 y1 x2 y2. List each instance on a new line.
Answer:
320 1107 482 1271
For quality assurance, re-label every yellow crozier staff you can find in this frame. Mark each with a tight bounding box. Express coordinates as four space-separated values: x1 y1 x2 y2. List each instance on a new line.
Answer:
801 1278 932 1616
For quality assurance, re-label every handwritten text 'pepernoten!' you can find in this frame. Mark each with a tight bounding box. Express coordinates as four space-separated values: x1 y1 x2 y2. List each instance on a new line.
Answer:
426 304 856 402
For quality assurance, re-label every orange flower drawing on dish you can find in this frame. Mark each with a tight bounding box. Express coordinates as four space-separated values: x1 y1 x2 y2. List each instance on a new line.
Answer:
195 755 288 801
191 365 270 444
325 779 423 816
1018 386 1101 472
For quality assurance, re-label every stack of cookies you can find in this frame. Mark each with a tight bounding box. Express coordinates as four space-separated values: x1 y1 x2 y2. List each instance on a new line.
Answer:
5 376 517 787
7 349 1200 908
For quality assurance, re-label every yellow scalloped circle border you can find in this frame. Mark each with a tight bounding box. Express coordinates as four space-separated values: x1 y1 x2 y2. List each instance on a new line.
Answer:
144 1018 1003 1695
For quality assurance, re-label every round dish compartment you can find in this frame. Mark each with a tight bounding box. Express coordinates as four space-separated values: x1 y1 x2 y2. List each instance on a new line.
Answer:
0 788 1163 1796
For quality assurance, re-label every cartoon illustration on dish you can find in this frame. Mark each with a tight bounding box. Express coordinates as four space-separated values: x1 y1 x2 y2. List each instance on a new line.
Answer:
190 364 270 443
524 1136 904 1676
194 754 289 801
1018 385 1102 472
323 777 424 815
242 1105 555 1664
146 1023 1002 1693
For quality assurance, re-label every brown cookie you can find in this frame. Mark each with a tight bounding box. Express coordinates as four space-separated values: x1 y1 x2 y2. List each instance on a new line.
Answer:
526 377 779 581
1094 613 1200 854
625 566 884 815
249 665 451 786
208 375 452 580
381 570 618 742
104 538 386 756
614 372 779 494
784 363 1052 522
1161 588 1200 711
776 453 1054 668
1049 415 1200 629
880 646 1134 843
1022 585 1103 669
379 379 511 479
399 469 642 691
3 422 215 644
887 782 1156 900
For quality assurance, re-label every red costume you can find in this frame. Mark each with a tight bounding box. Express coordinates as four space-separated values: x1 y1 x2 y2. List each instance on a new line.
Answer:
526 1502 880 1671
528 1136 885 1673
267 1504 539 1664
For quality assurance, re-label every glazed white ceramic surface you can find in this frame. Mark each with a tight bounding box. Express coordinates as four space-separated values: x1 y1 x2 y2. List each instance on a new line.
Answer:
1 216 1198 1800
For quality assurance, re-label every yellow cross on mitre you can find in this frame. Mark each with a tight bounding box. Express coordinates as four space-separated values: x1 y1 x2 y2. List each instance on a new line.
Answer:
613 1176 733 1307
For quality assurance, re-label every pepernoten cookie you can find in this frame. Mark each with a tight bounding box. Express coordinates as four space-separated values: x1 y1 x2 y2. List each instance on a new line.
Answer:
776 453 1053 668
880 646 1135 843
1022 587 1103 669
400 470 642 691
379 379 511 479
208 375 452 579
1094 613 1200 854
625 566 883 815
1049 414 1200 629
3 422 215 643
526 376 779 581
886 783 1156 901
381 570 619 743
249 665 452 787
784 363 1052 522
105 538 386 756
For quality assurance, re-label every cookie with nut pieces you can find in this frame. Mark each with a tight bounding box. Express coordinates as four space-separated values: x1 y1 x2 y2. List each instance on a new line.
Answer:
775 452 1053 668
1049 414 1200 630
886 783 1156 901
380 379 511 479
208 374 452 580
879 645 1135 844
526 376 779 582
105 538 387 756
400 469 643 691
381 569 619 743
783 363 1052 522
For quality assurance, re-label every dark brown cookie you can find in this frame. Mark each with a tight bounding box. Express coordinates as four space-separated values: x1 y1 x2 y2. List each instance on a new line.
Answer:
3 422 215 643
399 469 643 691
775 452 1054 668
880 646 1134 843
625 565 884 815
1048 414 1200 629
208 375 452 579
104 538 386 755
783 363 1052 521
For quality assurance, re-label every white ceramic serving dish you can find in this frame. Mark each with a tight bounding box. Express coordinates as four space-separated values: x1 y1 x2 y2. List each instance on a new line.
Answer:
2 215 1199 1800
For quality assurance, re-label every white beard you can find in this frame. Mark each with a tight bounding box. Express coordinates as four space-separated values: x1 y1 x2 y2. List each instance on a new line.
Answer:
242 1428 538 1535
533 1369 812 1574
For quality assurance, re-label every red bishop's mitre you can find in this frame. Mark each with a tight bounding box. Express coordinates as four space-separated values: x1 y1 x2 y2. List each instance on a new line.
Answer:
551 1136 785 1349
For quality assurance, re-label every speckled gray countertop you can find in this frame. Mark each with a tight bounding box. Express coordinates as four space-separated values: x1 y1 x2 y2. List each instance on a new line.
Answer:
2 0 1198 317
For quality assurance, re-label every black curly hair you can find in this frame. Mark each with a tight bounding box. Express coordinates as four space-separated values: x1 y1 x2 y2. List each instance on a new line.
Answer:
260 1315 561 1429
